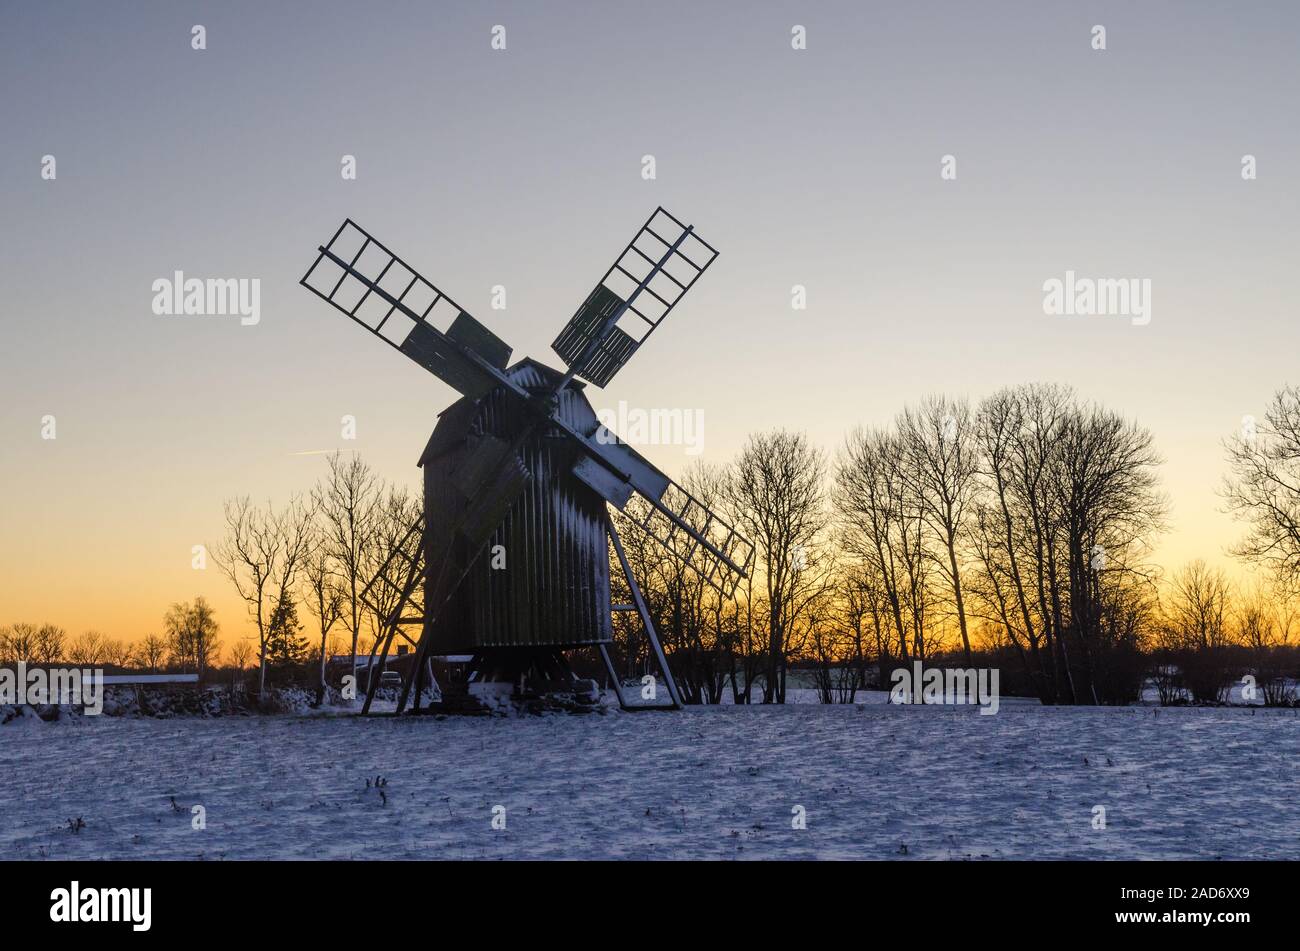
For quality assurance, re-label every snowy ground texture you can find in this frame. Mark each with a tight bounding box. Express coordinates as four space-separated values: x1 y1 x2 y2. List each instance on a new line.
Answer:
3 703 1297 860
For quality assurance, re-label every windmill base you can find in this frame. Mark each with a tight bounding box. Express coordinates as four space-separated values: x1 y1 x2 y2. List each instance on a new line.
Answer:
441 649 605 715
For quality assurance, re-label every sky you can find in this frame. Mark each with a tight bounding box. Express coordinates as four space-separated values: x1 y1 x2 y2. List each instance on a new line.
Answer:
2 1 1298 646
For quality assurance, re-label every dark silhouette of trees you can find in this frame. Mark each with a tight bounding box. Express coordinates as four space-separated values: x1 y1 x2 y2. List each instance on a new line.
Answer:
135 634 167 672
900 396 979 667
835 427 929 666
302 532 344 703
1049 400 1165 703
66 630 107 666
1223 386 1300 590
724 430 829 703
830 386 1165 705
314 453 382 688
163 597 221 678
970 384 1073 702
1160 560 1234 703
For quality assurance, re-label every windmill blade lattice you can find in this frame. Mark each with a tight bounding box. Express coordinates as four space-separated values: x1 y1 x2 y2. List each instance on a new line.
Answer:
301 219 513 400
552 207 718 388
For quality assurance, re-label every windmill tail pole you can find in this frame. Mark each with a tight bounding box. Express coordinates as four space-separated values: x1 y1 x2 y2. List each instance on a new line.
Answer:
394 558 463 714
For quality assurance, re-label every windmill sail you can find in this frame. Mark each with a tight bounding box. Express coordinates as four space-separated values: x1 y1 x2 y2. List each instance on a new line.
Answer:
567 424 754 596
552 207 718 387
301 219 513 400
624 478 755 597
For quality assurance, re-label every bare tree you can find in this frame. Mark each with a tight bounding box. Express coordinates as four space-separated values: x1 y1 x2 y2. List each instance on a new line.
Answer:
314 453 382 689
826 385 1166 706
1236 582 1296 706
214 495 317 693
360 485 422 655
834 427 928 667
227 639 255 681
1163 560 1235 703
807 565 877 703
900 396 979 666
1165 561 1233 651
843 564 891 686
326 633 349 659
609 462 744 704
1051 404 1165 703
610 501 675 689
971 384 1074 702
721 543 766 704
303 531 345 704
34 623 66 664
163 597 221 679
1092 570 1158 704
1223 385 1300 591
724 430 828 703
135 634 167 672
967 496 1043 692
2 623 40 663
67 630 107 665
103 639 134 668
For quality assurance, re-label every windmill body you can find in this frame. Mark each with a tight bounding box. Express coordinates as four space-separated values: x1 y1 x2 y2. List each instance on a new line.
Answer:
420 358 612 654
300 207 754 712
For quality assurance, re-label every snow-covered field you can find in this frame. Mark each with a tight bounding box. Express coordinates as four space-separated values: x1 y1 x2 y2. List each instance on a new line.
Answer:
3 703 1297 860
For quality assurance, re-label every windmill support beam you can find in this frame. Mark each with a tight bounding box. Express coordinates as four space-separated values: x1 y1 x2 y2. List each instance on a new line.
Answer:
598 643 628 710
360 524 430 714
359 628 396 715
411 620 433 714
608 519 683 710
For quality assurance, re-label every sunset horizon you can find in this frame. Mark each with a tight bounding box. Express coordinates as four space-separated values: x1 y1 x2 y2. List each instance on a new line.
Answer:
1 383 1279 650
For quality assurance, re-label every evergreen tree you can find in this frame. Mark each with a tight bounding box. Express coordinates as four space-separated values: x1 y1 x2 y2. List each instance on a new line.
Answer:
264 592 309 672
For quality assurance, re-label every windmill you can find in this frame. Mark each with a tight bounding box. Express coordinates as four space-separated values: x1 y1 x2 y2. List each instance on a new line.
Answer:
300 208 753 713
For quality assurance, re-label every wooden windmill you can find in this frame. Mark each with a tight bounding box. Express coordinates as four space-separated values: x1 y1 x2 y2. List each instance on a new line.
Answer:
300 208 753 712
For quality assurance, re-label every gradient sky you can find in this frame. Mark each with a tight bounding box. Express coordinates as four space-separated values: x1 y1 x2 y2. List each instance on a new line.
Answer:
3 1 1298 645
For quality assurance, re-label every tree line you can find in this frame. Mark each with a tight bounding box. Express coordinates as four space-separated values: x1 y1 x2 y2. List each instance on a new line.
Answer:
610 383 1300 706
1 598 220 674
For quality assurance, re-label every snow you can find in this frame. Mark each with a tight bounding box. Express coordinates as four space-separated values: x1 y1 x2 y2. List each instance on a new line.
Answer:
2 703 1297 860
